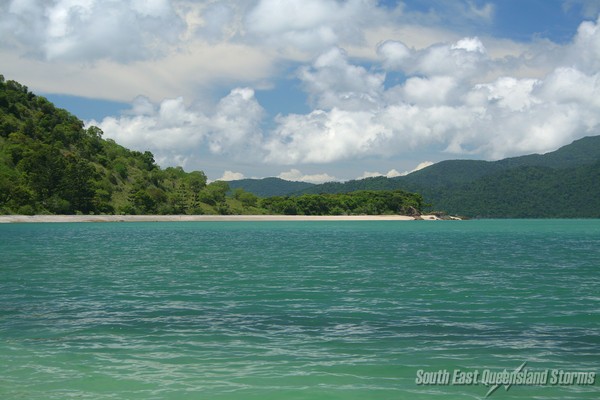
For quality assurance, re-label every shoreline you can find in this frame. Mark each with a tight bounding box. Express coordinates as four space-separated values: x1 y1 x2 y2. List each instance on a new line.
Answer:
0 214 449 223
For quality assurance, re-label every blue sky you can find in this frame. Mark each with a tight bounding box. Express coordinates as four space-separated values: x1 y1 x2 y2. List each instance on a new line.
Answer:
2 0 600 182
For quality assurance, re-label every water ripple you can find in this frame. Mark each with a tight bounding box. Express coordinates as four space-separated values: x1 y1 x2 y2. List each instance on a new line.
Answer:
1 220 599 399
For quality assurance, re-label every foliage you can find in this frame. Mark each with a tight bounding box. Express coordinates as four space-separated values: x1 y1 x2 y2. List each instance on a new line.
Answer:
227 177 314 197
260 190 424 216
0 75 212 215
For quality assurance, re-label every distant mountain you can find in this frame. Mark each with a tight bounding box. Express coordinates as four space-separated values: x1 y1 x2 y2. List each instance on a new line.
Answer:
228 177 314 197
399 135 600 190
394 136 600 217
431 161 600 218
232 136 600 218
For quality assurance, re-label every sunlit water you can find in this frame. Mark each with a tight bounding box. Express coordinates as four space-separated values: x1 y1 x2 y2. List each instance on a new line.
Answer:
1 220 598 399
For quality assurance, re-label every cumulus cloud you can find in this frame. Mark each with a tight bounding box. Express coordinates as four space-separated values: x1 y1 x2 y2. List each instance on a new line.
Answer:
244 0 384 56
298 47 385 111
263 16 600 163
264 108 393 164
0 0 183 62
5 0 600 180
378 36 489 81
90 87 265 167
78 13 600 173
377 41 411 70
209 88 265 154
358 169 402 179
358 162 434 180
277 169 336 183
407 161 435 174
95 96 205 152
567 16 600 73
218 170 245 181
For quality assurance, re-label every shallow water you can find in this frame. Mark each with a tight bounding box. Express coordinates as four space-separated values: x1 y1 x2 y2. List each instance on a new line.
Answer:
1 220 598 399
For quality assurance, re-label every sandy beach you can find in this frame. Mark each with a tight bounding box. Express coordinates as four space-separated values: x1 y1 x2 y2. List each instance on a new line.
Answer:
0 214 445 223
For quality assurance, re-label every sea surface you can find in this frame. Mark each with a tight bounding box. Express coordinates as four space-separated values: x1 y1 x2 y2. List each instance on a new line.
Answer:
0 220 598 399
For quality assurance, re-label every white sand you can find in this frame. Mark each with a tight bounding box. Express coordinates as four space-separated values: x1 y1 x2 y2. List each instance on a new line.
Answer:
0 214 422 223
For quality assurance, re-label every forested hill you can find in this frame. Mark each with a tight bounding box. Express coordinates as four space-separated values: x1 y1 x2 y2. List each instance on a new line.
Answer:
290 136 600 218
228 177 314 197
399 135 600 189
0 75 262 215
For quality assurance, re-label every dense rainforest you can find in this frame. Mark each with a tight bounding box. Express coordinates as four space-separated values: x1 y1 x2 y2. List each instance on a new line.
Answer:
0 75 424 216
260 190 423 216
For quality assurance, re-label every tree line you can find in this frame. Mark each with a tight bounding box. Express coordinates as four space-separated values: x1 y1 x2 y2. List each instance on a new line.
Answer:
260 190 423 216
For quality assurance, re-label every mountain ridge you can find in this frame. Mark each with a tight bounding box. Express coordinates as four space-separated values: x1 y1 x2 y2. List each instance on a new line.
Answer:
230 135 600 217
227 177 314 197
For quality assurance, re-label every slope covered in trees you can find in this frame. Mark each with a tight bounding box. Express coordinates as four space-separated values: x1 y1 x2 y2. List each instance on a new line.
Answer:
228 177 314 197
260 190 423 216
0 75 264 215
424 162 600 218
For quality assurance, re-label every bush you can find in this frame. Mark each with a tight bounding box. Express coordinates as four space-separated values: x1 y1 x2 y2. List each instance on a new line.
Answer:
17 204 35 215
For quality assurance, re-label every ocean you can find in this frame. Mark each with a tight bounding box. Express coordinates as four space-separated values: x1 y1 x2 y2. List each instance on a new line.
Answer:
0 220 598 399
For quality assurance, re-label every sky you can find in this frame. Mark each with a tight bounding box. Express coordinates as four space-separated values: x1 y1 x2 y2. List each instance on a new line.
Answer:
2 0 600 183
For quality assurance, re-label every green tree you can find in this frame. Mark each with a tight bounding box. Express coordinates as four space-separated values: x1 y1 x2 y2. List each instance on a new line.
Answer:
233 188 258 207
59 155 96 213
18 144 65 201
199 181 229 205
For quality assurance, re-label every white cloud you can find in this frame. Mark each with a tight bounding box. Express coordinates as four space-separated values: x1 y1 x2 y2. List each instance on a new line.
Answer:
358 162 433 180
386 168 403 178
4 0 600 180
379 36 489 81
358 171 383 179
377 40 411 70
567 16 600 73
357 169 403 179
94 96 205 153
209 88 265 155
471 77 540 112
298 47 385 111
244 0 384 56
264 16 600 162
452 36 486 53
0 40 275 104
277 169 336 183
90 87 265 167
219 170 245 181
408 161 434 173
0 0 183 62
401 76 458 106
265 108 392 164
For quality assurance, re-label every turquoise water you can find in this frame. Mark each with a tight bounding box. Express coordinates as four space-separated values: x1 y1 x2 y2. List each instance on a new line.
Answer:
0 220 598 399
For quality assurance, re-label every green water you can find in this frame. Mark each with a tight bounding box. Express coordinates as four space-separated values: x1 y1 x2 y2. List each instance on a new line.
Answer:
0 220 598 399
